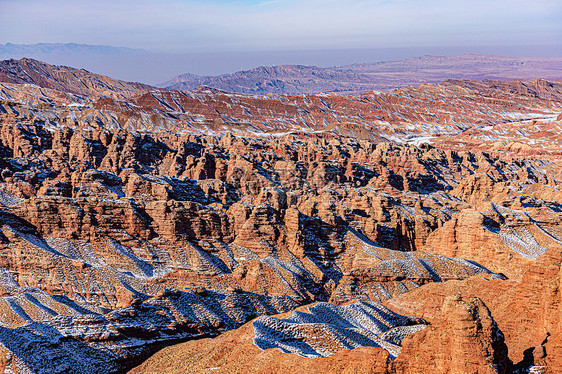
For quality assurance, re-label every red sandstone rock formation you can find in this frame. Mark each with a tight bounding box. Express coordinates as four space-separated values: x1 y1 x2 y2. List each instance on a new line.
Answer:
392 296 510 374
386 245 562 372
0 59 560 373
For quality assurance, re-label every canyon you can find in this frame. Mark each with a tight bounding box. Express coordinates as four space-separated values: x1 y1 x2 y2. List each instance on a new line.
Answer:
0 57 560 373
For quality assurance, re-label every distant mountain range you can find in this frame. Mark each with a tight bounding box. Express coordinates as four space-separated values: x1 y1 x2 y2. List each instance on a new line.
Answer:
3 44 562 94
162 54 562 94
0 43 145 57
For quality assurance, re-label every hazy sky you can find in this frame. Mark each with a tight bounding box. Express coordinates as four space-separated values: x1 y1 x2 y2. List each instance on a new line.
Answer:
1 0 561 83
2 0 561 53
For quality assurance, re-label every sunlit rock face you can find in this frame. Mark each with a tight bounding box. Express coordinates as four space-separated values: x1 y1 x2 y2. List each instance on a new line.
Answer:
0 58 560 373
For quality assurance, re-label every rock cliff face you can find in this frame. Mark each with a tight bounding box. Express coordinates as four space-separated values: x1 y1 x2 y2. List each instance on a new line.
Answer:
2 127 521 311
0 58 560 373
393 296 510 374
386 246 562 373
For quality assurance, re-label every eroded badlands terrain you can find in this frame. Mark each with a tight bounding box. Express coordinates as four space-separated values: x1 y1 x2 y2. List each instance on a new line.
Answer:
0 58 560 373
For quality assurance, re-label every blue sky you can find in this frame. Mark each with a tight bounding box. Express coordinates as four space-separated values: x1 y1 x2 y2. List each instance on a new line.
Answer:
2 0 561 53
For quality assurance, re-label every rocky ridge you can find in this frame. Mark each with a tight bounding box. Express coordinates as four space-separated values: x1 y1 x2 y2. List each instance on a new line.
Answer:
2 70 562 164
0 58 153 100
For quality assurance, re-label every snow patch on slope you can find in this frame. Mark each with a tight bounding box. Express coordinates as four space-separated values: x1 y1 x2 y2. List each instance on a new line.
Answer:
253 301 426 359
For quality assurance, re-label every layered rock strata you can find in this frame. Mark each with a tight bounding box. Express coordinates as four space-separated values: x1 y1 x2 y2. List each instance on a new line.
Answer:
0 59 560 373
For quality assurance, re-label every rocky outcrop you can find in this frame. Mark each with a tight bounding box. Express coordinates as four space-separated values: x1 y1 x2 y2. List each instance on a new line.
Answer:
392 296 510 373
425 180 562 278
386 245 562 372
